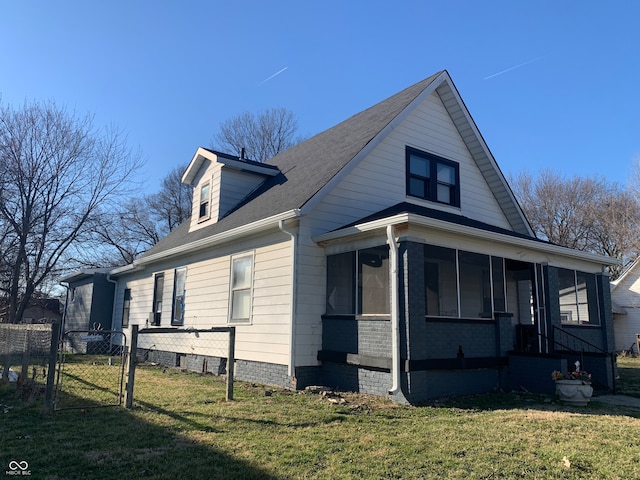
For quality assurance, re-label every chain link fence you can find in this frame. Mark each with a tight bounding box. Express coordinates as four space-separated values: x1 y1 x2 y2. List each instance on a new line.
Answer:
131 326 236 403
54 329 127 410
0 324 53 392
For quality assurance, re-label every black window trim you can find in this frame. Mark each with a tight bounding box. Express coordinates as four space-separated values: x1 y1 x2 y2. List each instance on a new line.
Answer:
406 146 460 207
122 288 131 328
172 267 187 326
152 273 164 326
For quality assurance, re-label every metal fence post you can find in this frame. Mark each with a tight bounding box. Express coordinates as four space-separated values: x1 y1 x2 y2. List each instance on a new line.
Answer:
226 327 235 401
20 330 32 383
44 322 60 413
125 325 138 408
2 326 11 383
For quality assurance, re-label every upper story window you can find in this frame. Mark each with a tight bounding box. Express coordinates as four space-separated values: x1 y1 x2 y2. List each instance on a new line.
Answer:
406 147 460 207
199 182 211 220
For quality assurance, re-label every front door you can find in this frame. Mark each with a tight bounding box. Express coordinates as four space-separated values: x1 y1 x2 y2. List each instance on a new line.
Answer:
505 260 545 353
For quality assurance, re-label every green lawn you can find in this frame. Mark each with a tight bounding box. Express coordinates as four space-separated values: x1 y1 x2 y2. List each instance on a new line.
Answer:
2 358 640 479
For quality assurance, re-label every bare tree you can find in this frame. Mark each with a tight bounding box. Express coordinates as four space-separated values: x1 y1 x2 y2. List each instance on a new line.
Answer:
510 169 640 279
146 163 192 233
211 107 303 162
80 197 161 267
0 101 142 323
77 164 192 267
586 189 640 279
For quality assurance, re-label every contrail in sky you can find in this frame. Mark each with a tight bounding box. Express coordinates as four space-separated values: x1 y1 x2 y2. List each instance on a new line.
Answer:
257 66 288 86
484 55 549 80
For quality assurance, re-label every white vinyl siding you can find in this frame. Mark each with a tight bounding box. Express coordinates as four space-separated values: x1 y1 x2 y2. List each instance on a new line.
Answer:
611 266 640 352
189 161 267 232
308 91 512 236
217 169 265 219
115 231 293 366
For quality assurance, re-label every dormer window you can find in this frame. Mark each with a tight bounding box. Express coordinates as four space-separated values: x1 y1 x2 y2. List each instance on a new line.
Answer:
199 182 210 220
406 147 460 207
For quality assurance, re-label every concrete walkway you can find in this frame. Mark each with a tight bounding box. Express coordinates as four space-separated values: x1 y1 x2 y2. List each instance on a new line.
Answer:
591 394 640 409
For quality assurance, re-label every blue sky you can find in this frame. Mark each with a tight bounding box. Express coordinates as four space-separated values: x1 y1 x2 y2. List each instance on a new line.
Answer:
1 1 639 192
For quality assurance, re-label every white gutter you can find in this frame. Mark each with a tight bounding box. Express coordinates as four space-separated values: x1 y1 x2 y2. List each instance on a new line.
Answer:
106 275 119 352
279 220 298 378
60 283 70 334
314 212 619 266
109 263 139 276
137 209 301 266
386 225 401 395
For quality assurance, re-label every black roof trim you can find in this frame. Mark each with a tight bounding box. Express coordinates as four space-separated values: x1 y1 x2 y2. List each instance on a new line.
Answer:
201 147 280 170
339 202 544 243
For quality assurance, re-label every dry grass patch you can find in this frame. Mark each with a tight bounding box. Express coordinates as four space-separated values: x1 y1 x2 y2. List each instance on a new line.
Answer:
2 362 640 479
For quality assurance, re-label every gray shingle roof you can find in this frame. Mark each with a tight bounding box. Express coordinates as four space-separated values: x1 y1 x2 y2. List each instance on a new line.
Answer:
141 71 445 258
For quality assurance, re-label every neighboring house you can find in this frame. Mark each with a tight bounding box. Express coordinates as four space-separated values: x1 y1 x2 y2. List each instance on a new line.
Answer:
108 70 617 403
60 268 115 331
59 268 116 354
611 260 640 353
0 299 62 324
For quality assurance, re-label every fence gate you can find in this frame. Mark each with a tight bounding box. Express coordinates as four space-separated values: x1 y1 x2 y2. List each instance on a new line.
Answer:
54 328 127 410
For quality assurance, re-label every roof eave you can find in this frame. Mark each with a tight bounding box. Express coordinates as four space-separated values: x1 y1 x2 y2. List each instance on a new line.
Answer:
299 71 448 215
314 213 619 267
182 147 280 186
135 209 301 267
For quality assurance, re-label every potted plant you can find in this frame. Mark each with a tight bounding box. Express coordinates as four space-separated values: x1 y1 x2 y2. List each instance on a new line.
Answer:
552 369 593 406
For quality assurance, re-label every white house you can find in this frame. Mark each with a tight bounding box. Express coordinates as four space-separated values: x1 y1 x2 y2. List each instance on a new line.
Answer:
107 71 617 402
611 260 640 353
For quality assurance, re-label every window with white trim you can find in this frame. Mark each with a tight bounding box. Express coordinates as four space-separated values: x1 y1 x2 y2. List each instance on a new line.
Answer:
229 253 254 323
199 182 211 220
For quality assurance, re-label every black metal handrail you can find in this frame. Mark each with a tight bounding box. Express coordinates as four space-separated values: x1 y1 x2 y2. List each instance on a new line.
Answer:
549 325 616 393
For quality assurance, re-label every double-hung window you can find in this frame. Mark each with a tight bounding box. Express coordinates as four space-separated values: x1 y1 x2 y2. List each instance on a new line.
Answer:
199 182 211 220
406 147 460 207
229 253 254 324
172 267 187 326
152 273 164 326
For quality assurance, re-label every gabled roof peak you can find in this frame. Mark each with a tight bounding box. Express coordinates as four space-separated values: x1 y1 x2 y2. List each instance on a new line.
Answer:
140 70 534 262
182 147 280 186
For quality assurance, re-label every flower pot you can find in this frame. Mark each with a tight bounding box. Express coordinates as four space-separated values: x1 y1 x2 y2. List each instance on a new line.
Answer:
555 379 593 406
